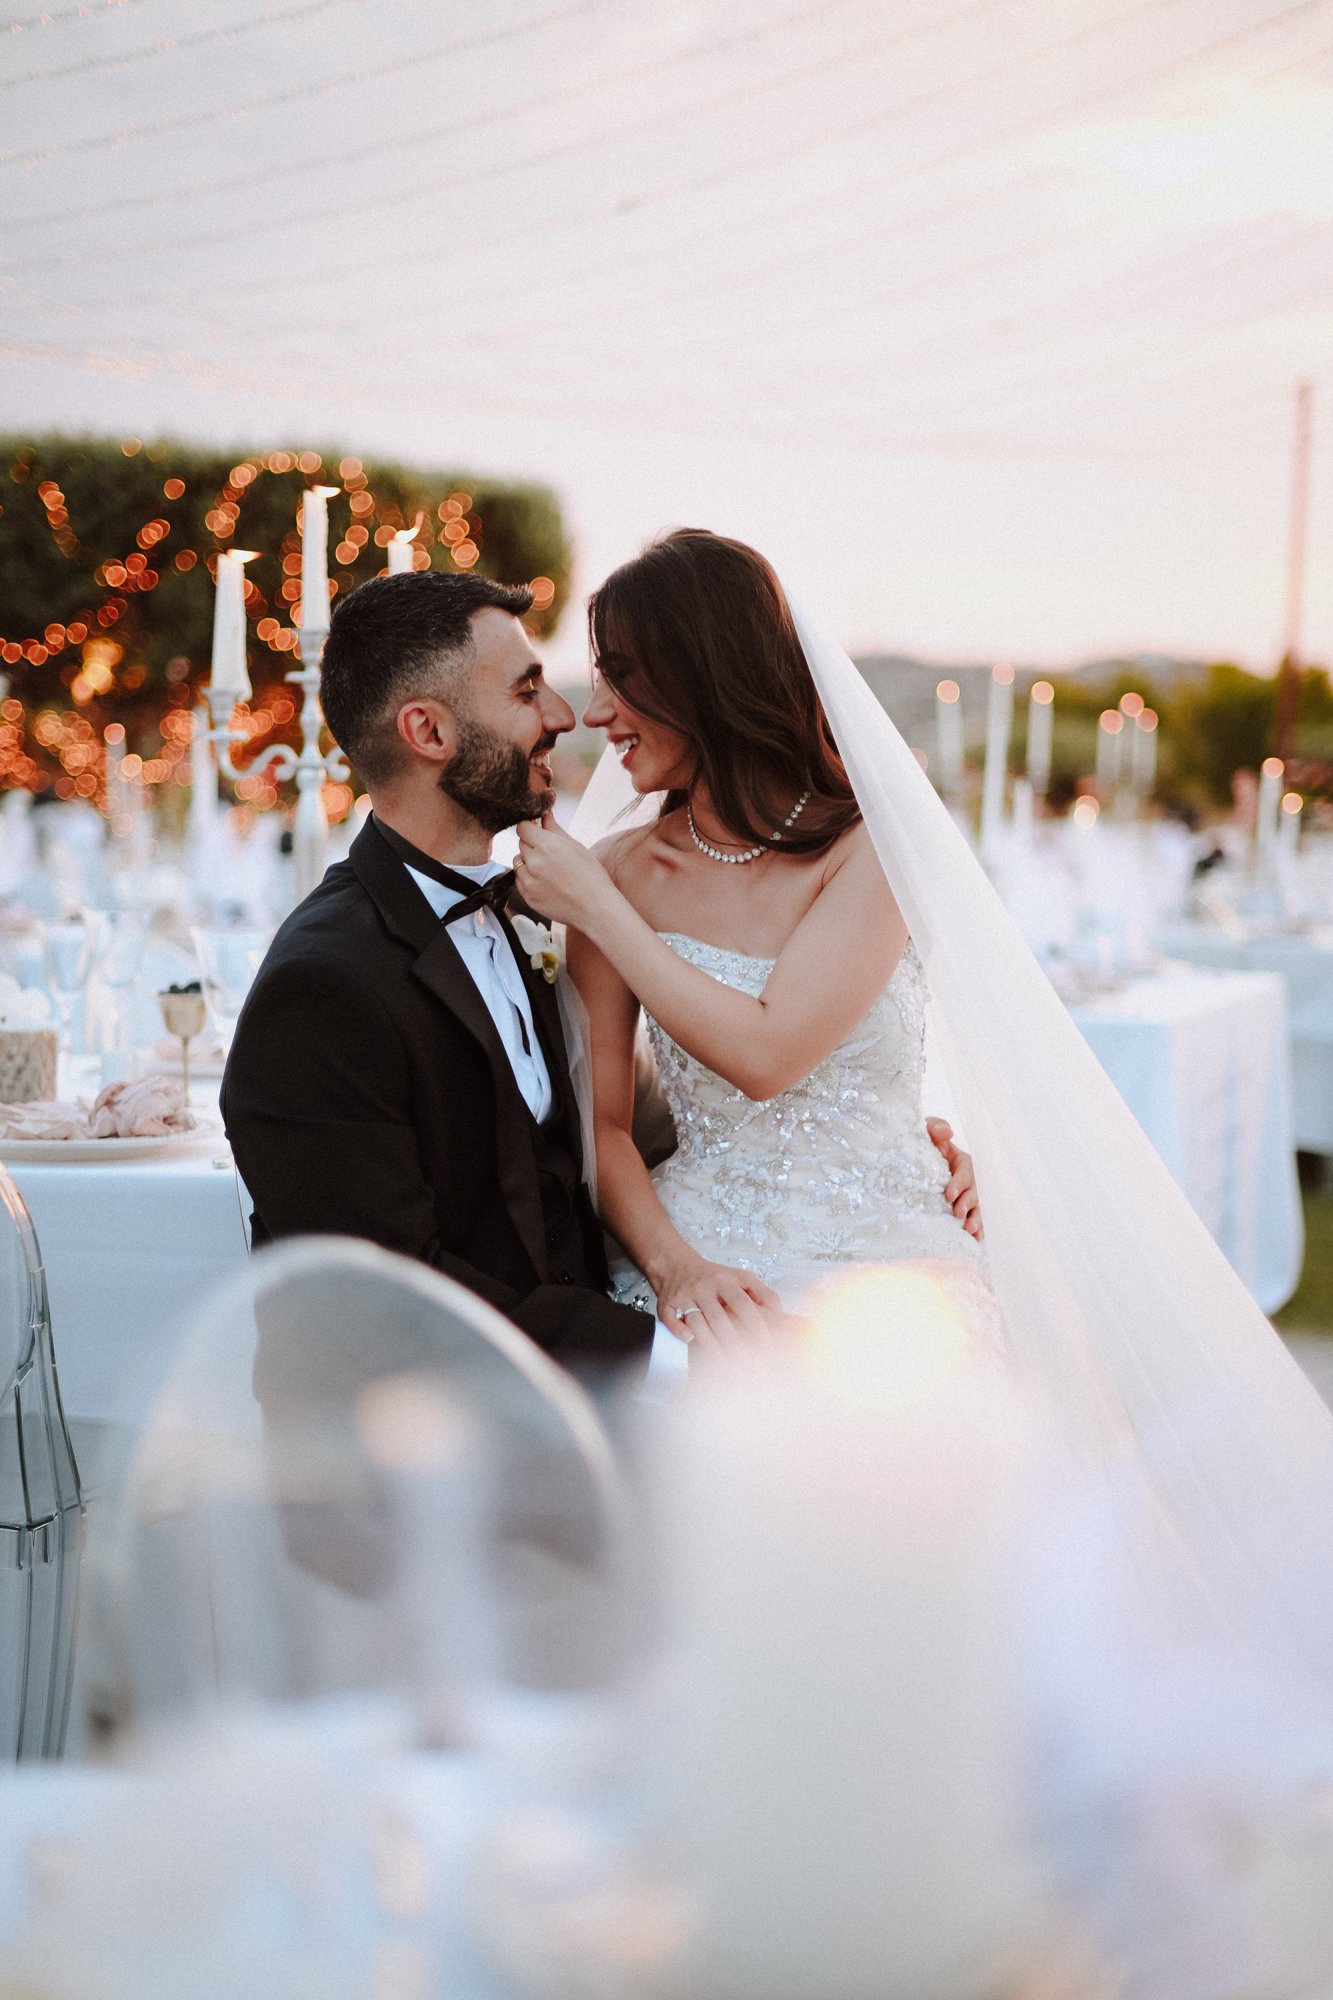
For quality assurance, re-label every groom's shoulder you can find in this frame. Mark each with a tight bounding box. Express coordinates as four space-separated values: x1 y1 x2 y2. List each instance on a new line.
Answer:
267 856 369 957
255 859 393 1001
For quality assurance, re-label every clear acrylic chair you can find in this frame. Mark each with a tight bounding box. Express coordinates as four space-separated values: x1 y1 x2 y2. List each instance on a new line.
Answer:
0 1160 83 1759
91 1235 636 1746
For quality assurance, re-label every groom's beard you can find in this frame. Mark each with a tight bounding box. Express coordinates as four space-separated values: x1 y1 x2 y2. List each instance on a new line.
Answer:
439 708 557 833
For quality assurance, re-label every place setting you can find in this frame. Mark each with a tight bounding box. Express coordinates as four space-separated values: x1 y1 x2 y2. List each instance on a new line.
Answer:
0 913 268 1164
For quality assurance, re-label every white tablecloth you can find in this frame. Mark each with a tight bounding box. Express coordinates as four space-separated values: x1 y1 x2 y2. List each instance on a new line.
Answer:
1158 926 1333 1154
8 1124 250 1482
1069 968 1303 1314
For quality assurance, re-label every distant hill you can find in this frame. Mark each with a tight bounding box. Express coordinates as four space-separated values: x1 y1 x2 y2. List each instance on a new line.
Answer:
551 649 1257 789
854 652 1214 751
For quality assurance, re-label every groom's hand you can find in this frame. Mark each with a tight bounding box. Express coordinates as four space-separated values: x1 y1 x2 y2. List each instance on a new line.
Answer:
926 1117 983 1239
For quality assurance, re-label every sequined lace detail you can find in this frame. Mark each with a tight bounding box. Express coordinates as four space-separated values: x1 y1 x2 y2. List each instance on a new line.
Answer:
643 932 986 1295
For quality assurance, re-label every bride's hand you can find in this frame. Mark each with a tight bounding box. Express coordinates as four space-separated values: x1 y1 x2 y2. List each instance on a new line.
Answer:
654 1253 784 1358
514 814 616 929
926 1117 983 1239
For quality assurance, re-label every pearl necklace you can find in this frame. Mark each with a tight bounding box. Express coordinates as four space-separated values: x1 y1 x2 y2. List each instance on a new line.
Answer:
686 791 811 865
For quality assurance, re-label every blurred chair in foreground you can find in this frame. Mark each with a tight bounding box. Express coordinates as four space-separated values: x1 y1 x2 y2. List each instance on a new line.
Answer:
0 1161 83 1759
89 1236 635 1748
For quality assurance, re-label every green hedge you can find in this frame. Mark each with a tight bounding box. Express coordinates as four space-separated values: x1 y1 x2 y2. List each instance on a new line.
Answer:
0 431 571 733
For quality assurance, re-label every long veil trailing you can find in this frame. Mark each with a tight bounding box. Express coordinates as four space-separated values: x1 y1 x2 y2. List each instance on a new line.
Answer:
573 586 1333 1686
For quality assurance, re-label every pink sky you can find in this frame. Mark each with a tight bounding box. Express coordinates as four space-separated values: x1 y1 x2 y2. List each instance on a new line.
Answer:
2 0 1331 675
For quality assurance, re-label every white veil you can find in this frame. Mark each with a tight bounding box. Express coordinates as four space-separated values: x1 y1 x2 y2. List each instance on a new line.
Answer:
573 587 1333 1687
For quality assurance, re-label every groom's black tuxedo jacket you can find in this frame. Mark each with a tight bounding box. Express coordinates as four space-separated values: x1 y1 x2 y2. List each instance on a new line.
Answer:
220 816 651 1381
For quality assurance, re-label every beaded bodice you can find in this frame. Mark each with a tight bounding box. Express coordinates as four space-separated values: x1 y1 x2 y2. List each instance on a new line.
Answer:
643 933 985 1296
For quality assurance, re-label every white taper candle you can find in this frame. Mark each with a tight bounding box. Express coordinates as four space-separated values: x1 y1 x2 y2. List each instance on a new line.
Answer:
648 1278 1040 1999
1095 710 1124 793
208 549 257 700
934 679 963 796
1255 756 1284 876
980 663 1013 857
299 485 339 633
1026 681 1054 796
1132 709 1158 796
387 512 424 576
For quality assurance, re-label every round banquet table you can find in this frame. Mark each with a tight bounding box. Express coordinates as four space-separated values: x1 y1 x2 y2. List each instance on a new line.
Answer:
1068 965 1303 1315
1157 924 1333 1156
1 1088 251 1492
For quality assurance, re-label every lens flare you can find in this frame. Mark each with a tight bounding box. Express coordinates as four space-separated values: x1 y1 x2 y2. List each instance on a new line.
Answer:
803 1263 980 1408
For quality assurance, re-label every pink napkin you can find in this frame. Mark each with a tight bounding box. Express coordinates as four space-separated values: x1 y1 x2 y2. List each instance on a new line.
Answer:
0 1075 197 1142
0 1102 86 1141
88 1076 196 1139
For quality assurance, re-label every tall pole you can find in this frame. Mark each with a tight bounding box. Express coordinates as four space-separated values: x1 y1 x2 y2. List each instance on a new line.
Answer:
1275 380 1313 764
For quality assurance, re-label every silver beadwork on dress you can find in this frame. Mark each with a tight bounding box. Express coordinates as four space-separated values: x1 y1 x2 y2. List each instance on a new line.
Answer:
611 932 993 1328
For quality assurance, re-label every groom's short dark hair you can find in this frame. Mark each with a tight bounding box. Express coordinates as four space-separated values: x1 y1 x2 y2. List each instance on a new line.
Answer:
321 570 533 786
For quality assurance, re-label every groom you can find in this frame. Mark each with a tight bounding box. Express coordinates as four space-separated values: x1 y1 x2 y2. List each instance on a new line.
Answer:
221 570 653 1384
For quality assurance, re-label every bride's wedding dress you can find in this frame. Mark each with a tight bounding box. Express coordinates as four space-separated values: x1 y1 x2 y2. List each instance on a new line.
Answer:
613 931 997 1339
576 580 1333 1698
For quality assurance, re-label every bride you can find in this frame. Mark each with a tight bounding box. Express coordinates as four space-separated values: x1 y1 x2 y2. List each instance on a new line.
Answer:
517 527 1333 1689
513 529 988 1362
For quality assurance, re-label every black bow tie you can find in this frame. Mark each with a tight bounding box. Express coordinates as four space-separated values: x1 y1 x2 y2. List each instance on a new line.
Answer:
374 815 516 927
437 869 517 927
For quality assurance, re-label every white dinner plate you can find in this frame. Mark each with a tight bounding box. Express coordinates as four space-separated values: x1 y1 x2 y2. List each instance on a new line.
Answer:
0 1119 225 1165
147 1048 228 1080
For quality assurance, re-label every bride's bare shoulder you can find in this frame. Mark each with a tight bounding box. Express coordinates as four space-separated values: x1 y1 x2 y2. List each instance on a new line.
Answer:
816 817 900 914
592 819 665 888
818 815 874 879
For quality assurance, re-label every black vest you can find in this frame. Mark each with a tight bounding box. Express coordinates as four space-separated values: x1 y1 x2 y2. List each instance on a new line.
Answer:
529 1106 593 1289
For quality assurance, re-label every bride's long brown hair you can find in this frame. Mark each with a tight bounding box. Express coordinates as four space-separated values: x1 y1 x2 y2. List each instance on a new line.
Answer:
587 528 860 856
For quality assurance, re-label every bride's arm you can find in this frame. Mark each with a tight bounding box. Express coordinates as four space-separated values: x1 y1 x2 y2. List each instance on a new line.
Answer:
567 923 782 1348
522 819 906 1101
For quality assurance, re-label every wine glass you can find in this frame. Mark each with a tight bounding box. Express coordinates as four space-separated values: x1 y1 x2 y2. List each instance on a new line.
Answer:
40 914 93 1059
91 908 149 1058
191 928 269 1053
157 983 207 1104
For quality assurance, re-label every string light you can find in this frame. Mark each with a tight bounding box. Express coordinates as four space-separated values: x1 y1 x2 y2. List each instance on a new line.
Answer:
1 442 495 673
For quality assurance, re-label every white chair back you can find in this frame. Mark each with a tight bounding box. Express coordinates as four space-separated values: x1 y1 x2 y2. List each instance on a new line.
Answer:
0 1160 82 1758
93 1236 635 1745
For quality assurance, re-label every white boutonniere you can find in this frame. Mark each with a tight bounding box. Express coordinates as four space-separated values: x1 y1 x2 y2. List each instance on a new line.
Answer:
510 914 561 985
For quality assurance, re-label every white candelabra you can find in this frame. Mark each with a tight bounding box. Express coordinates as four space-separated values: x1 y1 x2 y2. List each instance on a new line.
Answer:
202 494 350 903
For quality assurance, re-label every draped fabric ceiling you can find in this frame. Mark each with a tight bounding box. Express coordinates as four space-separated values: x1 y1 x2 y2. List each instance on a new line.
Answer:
2 0 1332 669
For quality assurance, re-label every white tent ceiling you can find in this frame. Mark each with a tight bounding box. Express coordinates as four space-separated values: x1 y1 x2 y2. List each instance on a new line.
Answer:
2 0 1332 668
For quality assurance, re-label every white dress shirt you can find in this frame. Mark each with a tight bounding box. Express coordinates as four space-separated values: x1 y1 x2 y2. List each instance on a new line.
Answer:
407 853 675 1368
404 859 554 1125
